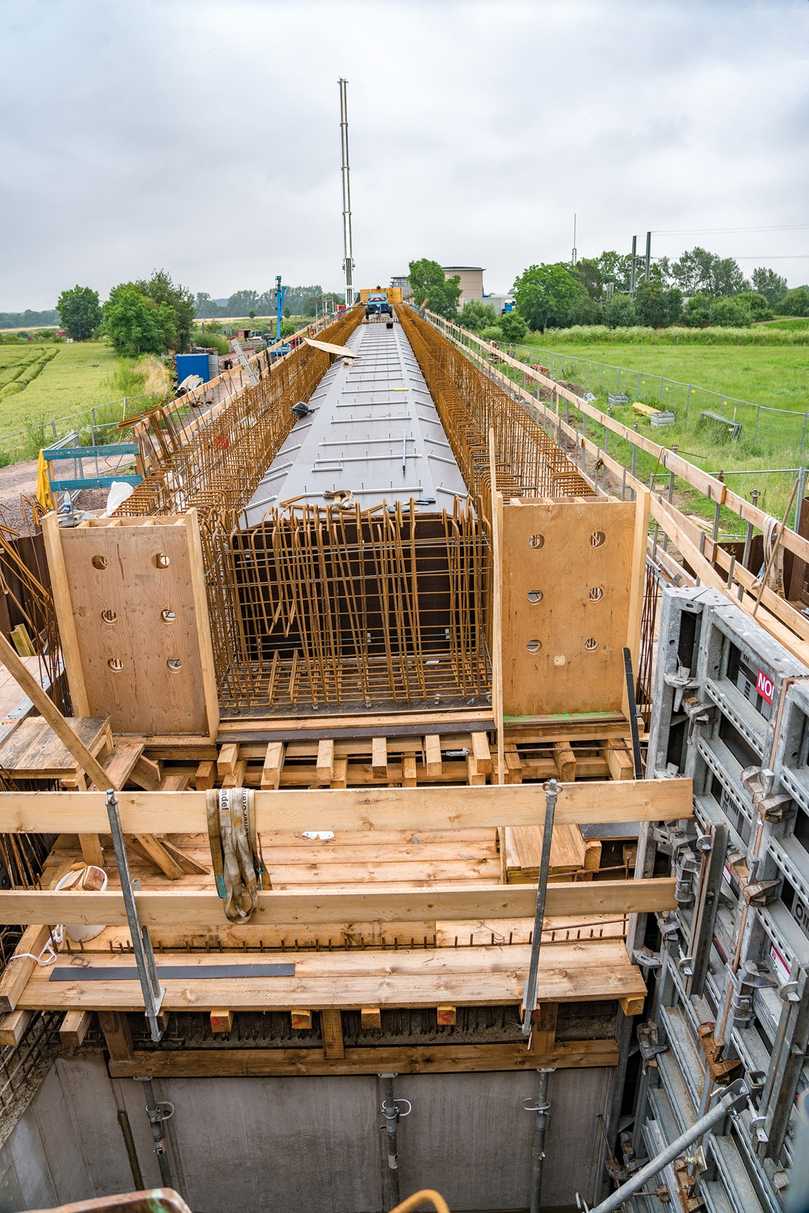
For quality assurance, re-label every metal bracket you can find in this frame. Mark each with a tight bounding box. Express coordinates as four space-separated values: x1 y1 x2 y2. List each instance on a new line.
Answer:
632 947 662 969
742 766 794 823
146 1100 175 1126
742 879 782 906
663 663 698 712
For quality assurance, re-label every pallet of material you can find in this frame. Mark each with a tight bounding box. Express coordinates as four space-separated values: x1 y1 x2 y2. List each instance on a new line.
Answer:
632 401 675 426
503 823 601 883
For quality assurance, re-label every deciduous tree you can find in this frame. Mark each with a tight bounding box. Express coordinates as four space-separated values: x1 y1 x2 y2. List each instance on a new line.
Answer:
512 263 587 330
408 259 461 318
751 267 788 308
57 285 101 340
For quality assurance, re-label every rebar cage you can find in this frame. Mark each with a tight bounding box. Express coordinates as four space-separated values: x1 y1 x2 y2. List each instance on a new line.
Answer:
223 499 490 714
117 306 592 716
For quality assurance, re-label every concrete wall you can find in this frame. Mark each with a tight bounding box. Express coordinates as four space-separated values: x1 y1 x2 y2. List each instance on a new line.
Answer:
0 1056 613 1212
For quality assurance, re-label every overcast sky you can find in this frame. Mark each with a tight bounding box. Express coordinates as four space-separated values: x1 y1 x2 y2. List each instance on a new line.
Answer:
2 0 808 309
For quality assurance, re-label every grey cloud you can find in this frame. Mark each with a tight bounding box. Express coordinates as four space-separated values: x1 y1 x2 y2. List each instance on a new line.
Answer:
1 0 808 308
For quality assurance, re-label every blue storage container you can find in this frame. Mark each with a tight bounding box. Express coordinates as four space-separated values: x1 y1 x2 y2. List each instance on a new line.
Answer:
176 353 212 383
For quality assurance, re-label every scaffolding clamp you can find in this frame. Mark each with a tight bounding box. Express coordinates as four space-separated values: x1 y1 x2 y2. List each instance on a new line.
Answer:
663 663 698 711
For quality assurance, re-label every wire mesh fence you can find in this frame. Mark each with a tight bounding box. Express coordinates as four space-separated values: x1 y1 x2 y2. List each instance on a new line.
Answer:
516 344 809 456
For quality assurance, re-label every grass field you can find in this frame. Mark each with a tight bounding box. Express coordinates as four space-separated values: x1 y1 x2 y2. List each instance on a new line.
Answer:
0 341 166 459
516 336 809 409
511 333 809 529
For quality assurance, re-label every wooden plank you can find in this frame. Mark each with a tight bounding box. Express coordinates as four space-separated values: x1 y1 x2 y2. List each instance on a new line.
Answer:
222 759 247 789
0 643 112 863
42 512 90 716
58 517 213 735
59 1009 92 1049
184 510 220 741
291 1009 313 1030
470 732 492 775
98 1010 132 1060
195 760 216 790
0 778 693 834
530 1002 558 1054
605 744 634 781
261 742 285 790
466 754 486 786
210 1009 233 1035
331 756 348 789
109 1038 619 1078
501 499 637 716
19 939 645 1012
651 497 809 664
626 489 651 684
217 711 495 743
130 754 161 791
0 925 53 1012
130 835 184 881
489 432 506 787
321 1008 344 1059
371 737 388 778
316 739 335 783
424 735 442 777
402 754 417 787
0 876 676 928
361 1007 382 1030
217 744 239 779
553 742 576 782
0 1008 32 1046
161 772 192 791
620 992 646 1017
103 741 144 789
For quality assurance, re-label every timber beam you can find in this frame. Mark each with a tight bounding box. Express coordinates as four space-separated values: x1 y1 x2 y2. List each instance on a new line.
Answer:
0 777 692 834
0 876 676 928
108 1037 618 1078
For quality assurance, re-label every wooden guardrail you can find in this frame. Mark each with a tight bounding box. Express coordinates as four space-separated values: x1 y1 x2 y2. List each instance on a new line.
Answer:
427 311 809 567
426 310 809 664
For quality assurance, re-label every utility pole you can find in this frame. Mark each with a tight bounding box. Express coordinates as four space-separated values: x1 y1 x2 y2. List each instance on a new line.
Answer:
338 78 355 307
571 212 577 267
630 235 638 296
644 230 652 280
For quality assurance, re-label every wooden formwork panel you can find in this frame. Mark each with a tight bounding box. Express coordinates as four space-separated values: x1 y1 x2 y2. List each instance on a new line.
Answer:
45 512 217 737
501 497 646 717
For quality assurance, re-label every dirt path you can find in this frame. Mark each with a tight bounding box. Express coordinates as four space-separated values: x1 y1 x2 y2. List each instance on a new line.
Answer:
0 459 38 532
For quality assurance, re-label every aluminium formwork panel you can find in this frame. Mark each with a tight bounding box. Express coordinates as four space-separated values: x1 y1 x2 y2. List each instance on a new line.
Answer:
630 584 809 1212
693 598 809 766
774 678 809 819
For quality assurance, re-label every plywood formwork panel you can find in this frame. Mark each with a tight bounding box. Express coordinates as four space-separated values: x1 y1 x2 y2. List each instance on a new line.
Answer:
501 498 639 716
50 512 217 737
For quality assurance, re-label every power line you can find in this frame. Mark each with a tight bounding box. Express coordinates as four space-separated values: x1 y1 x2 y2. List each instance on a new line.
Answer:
651 224 809 235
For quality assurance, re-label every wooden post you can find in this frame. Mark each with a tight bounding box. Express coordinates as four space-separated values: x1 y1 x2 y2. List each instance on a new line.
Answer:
41 512 90 715
0 632 183 877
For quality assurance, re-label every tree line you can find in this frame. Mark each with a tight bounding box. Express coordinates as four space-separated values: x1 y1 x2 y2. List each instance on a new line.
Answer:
407 250 809 335
0 308 59 330
195 286 343 319
54 276 343 354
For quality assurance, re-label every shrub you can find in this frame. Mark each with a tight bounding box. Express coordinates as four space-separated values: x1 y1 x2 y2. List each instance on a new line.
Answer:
604 294 636 328
480 325 503 341
711 296 754 327
500 311 528 341
192 328 230 355
782 286 809 317
460 301 498 332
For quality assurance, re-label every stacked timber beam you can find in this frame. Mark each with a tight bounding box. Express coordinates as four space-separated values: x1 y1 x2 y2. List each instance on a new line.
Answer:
0 778 690 1076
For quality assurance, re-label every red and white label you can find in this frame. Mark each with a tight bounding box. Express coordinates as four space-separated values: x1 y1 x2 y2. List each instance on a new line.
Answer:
756 669 775 704
770 943 790 985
